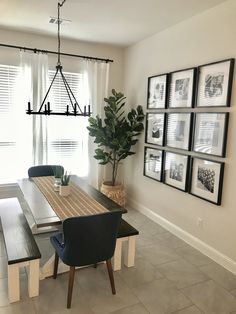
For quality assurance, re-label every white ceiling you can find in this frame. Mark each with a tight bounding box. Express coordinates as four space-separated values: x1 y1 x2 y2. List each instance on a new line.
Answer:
0 0 228 47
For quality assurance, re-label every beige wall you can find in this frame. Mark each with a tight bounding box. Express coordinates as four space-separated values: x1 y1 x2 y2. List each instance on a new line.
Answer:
0 28 124 92
124 0 236 266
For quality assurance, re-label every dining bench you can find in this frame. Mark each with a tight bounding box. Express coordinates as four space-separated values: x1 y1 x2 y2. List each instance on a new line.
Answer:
0 198 41 303
113 218 139 271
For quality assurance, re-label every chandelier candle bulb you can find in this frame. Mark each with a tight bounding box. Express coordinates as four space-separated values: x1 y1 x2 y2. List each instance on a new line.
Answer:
47 102 50 112
28 102 31 112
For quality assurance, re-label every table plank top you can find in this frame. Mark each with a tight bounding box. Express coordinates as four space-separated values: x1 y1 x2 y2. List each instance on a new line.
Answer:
18 175 126 228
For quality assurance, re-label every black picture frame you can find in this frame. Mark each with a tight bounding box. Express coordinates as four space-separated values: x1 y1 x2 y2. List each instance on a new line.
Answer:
196 58 235 108
192 112 229 157
166 112 193 151
147 73 168 109
143 146 164 182
168 67 196 108
189 157 224 205
145 113 165 146
163 151 190 192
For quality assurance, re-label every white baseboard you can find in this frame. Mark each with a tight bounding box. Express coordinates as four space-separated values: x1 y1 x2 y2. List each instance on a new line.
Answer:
127 197 236 275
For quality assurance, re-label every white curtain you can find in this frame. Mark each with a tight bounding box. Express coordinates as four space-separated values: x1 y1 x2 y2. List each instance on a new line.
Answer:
20 50 49 165
81 60 110 188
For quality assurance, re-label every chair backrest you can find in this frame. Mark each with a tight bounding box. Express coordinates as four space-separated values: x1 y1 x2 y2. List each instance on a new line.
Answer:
28 165 64 178
61 210 122 267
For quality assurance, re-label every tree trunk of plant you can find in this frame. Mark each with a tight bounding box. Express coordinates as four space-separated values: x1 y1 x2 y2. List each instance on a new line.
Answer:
113 161 120 186
112 161 119 186
111 151 118 186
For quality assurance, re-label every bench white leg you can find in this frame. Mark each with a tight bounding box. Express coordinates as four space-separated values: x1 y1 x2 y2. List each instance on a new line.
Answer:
124 236 136 268
113 239 122 271
28 259 40 297
8 264 20 303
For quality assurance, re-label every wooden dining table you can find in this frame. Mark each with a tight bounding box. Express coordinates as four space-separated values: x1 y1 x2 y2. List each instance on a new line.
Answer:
18 175 127 228
18 175 127 279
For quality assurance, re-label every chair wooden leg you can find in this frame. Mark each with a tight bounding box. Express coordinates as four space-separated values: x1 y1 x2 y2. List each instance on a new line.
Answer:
106 259 116 295
53 252 59 279
67 266 75 309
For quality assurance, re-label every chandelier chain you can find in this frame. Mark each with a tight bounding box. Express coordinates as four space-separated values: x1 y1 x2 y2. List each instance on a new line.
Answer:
57 1 66 65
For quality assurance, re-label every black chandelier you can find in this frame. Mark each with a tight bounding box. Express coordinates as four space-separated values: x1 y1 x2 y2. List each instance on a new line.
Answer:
26 0 91 117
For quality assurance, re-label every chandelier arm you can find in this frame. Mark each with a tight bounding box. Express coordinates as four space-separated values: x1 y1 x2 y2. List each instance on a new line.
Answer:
28 112 83 116
38 67 59 112
59 68 75 110
64 78 82 114
60 70 83 114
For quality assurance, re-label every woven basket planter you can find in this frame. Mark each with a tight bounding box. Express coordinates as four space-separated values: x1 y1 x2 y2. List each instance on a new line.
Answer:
100 182 125 207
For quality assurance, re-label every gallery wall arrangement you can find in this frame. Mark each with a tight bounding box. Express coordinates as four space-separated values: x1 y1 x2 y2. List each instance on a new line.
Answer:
144 58 234 205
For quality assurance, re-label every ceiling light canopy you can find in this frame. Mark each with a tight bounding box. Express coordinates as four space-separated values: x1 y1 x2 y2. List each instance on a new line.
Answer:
26 0 91 117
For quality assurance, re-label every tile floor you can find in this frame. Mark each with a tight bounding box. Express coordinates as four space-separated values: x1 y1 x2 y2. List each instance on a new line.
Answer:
1 206 236 313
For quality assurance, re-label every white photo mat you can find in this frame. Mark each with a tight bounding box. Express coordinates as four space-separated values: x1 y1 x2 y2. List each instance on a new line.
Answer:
193 113 228 156
168 69 195 108
146 113 165 146
144 147 163 181
164 152 189 191
197 60 232 107
190 158 223 204
166 113 191 150
147 74 167 109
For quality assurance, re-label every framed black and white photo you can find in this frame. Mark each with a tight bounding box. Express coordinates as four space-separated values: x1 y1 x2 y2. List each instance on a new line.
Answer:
145 113 165 146
147 74 168 109
163 151 190 191
189 158 224 205
143 147 163 182
166 113 192 150
196 58 234 107
168 68 196 108
193 113 229 157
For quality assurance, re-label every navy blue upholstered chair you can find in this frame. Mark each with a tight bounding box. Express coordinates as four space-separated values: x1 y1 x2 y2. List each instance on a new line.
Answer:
50 210 122 308
28 165 64 177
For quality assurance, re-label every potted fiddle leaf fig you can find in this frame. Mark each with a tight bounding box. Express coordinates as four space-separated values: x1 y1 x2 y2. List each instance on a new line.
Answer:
87 89 144 206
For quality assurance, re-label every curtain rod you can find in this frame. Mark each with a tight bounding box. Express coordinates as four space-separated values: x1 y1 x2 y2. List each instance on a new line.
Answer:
0 43 114 63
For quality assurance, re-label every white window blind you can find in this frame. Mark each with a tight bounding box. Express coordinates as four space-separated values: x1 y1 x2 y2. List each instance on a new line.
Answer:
0 65 20 183
0 65 18 113
0 64 33 184
47 70 89 177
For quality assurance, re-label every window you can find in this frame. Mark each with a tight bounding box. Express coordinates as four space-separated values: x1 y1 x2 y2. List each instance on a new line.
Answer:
47 70 89 177
0 64 88 184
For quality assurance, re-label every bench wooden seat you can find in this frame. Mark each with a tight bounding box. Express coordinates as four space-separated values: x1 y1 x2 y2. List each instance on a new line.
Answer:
117 218 139 239
0 198 41 303
113 218 139 271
